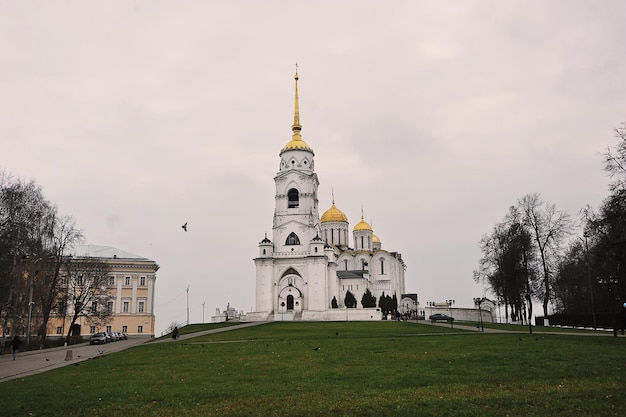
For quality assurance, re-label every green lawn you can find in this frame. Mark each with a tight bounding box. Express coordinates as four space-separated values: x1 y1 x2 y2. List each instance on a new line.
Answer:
2 321 624 416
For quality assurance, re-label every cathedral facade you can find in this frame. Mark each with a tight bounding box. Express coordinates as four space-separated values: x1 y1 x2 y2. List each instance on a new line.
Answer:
246 72 410 322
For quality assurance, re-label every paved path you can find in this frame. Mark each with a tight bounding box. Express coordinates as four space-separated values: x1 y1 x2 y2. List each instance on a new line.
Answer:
0 322 268 383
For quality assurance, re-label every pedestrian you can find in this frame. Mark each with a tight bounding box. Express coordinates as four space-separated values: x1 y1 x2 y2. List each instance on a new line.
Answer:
172 327 179 340
11 335 21 360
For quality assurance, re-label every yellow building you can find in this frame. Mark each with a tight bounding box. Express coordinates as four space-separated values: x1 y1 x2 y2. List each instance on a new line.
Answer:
46 245 158 339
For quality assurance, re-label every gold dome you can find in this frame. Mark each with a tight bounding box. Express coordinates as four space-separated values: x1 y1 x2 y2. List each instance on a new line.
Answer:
281 136 312 152
321 201 348 223
353 216 373 231
372 234 380 243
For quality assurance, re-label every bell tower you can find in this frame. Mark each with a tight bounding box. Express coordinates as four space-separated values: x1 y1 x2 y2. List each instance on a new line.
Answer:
272 69 321 252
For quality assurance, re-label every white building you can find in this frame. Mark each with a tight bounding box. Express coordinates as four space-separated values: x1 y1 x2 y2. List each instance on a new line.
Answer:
246 72 410 322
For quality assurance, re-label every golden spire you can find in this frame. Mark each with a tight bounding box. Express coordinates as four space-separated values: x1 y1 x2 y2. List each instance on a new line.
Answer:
292 64 302 140
281 64 313 154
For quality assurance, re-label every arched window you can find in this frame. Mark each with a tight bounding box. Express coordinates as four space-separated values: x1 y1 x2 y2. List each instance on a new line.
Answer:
344 259 348 270
288 188 299 208
286 232 300 245
380 259 385 274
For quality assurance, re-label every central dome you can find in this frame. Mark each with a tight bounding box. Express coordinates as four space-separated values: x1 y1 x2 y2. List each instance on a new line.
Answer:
321 202 348 223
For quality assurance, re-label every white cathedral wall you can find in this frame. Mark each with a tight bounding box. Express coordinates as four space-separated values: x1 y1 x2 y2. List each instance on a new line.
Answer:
254 260 275 312
302 308 381 321
306 257 330 310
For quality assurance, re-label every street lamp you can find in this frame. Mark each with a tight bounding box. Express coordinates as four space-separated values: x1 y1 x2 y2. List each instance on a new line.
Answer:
474 297 485 332
445 299 455 317
598 276 620 337
581 232 597 329
26 257 42 350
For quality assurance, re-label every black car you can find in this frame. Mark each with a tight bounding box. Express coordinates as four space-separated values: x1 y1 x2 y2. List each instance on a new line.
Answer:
429 313 454 323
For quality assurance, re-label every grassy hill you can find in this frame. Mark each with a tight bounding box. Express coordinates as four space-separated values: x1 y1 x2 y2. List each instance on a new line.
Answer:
2 321 624 416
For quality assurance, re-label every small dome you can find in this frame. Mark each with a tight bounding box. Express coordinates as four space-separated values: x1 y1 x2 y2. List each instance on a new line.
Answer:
281 137 312 153
353 216 372 231
372 234 380 243
321 201 348 223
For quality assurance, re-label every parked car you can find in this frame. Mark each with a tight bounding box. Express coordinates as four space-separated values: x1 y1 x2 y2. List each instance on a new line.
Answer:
106 332 116 342
429 313 454 323
90 332 107 345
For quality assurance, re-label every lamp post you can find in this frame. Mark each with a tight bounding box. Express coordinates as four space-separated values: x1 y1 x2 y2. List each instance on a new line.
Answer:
445 299 455 318
26 257 42 350
581 232 597 329
186 285 190 325
598 277 620 337
474 297 485 332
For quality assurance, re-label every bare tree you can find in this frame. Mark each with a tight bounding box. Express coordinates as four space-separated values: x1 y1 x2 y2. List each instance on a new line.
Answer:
604 122 626 191
0 175 54 350
36 215 83 346
474 206 539 327
519 194 572 317
62 257 113 342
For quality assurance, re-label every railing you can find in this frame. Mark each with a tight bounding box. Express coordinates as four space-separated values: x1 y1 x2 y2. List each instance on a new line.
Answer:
160 319 188 337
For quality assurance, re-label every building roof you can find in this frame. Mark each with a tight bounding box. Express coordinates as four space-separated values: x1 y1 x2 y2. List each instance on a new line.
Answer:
337 270 368 279
68 244 151 261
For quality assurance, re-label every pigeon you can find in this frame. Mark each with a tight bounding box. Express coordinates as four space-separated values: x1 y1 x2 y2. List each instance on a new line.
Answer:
99 350 104 355
45 358 49 361
182 222 188 232
313 347 320 351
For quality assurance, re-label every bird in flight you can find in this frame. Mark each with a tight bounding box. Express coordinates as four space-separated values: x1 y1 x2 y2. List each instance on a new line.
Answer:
182 222 188 232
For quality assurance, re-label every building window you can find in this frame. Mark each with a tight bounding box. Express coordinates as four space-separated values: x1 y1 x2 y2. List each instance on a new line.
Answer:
56 327 63 334
138 325 143 333
122 325 128 333
123 301 130 313
344 259 348 270
61 276 67 285
106 326 112 332
361 236 364 249
91 301 98 313
90 326 95 334
107 301 114 313
109 276 115 286
287 188 299 208
140 276 146 286
77 275 83 285
125 276 131 286
285 232 300 245
381 259 385 275
361 259 366 270
263 249 266 255
138 301 145 313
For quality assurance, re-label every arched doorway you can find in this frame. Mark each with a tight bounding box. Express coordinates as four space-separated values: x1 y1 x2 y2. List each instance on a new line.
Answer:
287 295 294 310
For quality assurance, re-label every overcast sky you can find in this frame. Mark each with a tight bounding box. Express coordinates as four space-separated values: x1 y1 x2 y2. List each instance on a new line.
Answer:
2 1 625 333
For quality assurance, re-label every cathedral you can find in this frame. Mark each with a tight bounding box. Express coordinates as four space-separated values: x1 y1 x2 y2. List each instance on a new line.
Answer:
246 72 412 322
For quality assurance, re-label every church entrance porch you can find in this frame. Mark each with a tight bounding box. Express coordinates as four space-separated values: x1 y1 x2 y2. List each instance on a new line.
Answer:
276 284 303 320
